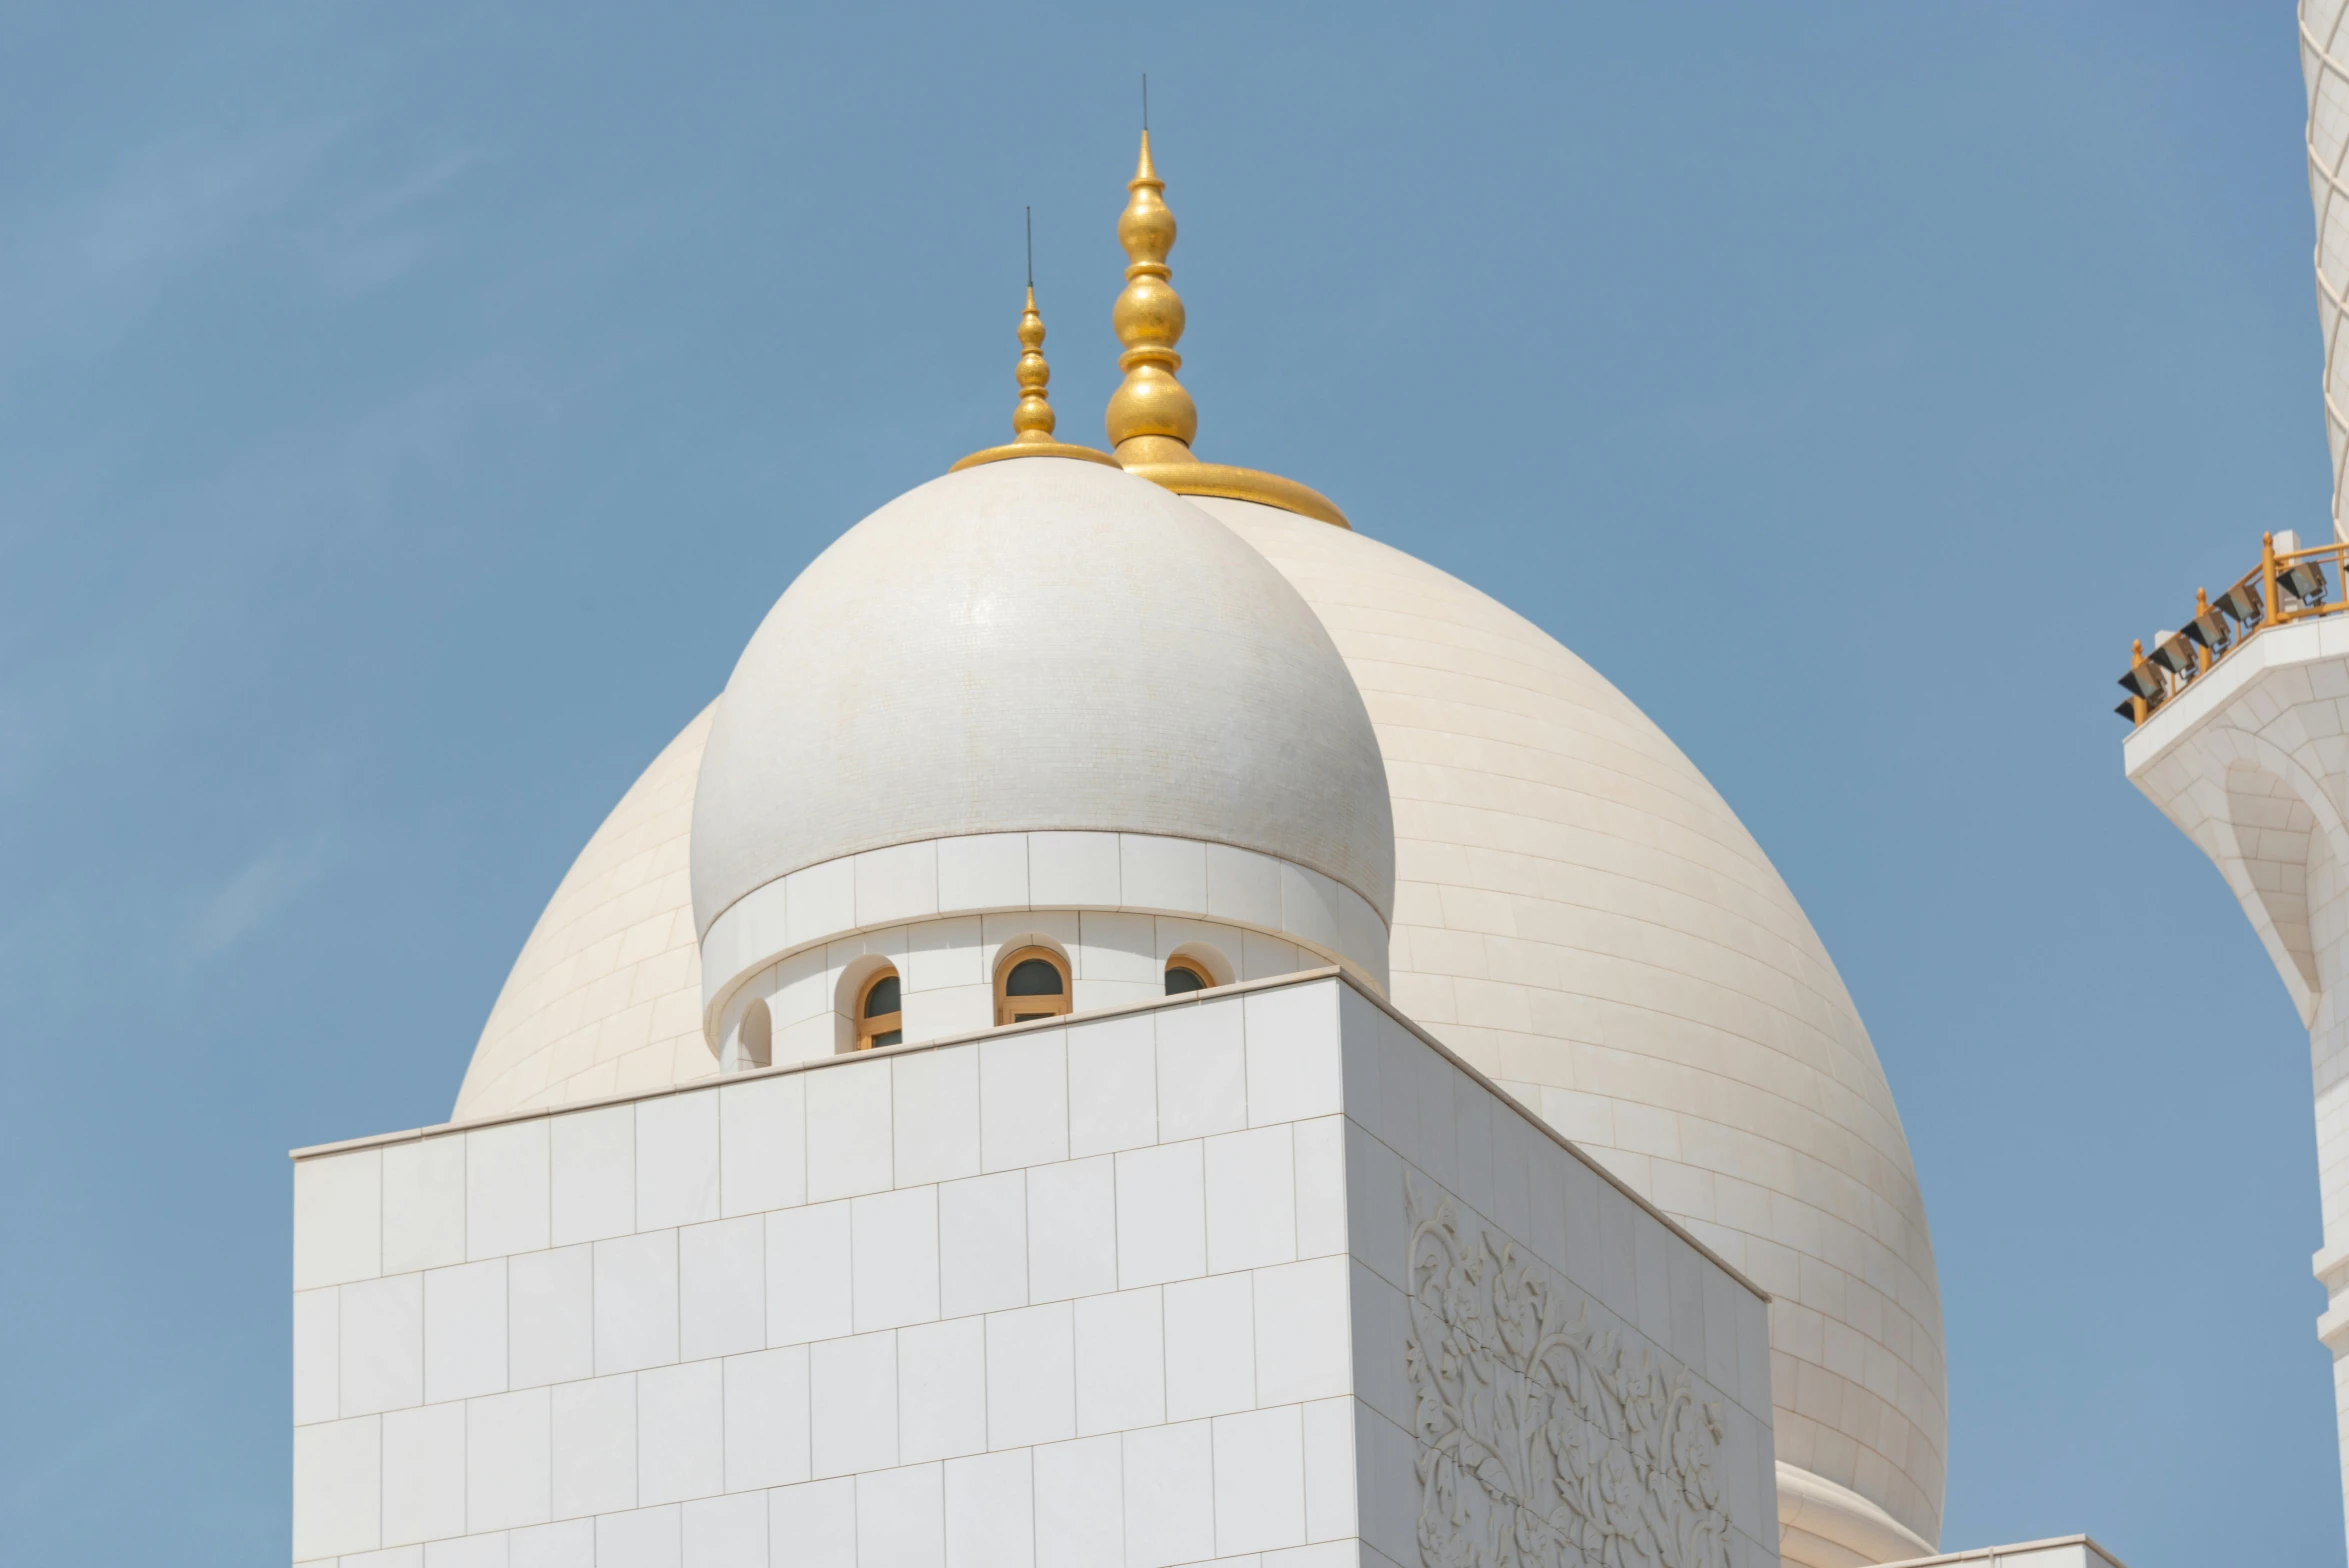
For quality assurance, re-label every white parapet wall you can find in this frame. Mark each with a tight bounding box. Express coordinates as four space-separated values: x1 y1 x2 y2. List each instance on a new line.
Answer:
1877 1537 2125 1568
289 970 1778 1568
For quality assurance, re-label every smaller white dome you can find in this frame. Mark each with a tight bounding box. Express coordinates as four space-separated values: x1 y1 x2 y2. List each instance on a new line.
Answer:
690 457 1395 940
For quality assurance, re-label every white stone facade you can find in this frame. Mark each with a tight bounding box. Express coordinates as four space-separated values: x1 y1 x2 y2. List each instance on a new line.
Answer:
2124 616 2349 1551
290 972 1777 1568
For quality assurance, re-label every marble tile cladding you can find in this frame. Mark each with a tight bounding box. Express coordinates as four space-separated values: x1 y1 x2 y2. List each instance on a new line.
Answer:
292 973 1764 1568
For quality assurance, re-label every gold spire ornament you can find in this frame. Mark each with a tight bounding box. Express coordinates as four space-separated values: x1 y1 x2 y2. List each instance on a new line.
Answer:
1103 131 1350 529
952 225 1119 472
1103 131 1195 463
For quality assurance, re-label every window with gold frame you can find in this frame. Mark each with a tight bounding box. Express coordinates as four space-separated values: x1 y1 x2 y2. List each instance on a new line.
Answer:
994 946 1071 1026
856 969 903 1050
1164 958 1212 996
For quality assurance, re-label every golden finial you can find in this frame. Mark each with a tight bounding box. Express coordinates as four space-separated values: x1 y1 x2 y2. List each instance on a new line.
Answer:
952 209 1118 472
1100 127 1351 528
1010 285 1056 440
1105 131 1196 463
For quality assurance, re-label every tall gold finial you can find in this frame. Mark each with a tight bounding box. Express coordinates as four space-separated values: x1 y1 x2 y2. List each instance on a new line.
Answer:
1101 128 1352 528
1105 131 1197 463
952 210 1117 472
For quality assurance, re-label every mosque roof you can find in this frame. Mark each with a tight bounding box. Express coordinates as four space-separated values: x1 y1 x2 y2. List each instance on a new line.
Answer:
451 127 1946 1566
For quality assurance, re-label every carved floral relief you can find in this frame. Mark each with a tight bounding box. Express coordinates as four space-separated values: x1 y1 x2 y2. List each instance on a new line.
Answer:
1405 1178 1733 1568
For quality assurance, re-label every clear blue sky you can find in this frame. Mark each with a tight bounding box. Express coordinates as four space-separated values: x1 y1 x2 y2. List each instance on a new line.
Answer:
0 2 2331 1562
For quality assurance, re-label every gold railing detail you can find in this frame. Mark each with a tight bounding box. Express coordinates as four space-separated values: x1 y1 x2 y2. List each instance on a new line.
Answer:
2119 533 2346 724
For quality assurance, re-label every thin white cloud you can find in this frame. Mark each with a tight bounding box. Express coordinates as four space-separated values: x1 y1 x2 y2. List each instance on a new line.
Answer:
0 352 552 806
188 832 335 959
0 119 348 375
300 145 488 296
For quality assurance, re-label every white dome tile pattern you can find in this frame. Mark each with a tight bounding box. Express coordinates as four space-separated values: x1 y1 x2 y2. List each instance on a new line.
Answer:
453 704 715 1121
689 457 1395 941
1192 496 1946 1555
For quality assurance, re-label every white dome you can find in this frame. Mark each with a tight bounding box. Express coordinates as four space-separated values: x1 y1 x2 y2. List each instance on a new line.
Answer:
689 457 1395 939
1191 496 1946 1561
454 703 715 1122
447 461 1943 1565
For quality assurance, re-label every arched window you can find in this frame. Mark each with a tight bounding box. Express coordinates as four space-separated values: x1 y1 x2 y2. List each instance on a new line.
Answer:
857 969 903 1051
1165 958 1212 995
739 997 773 1069
995 946 1071 1026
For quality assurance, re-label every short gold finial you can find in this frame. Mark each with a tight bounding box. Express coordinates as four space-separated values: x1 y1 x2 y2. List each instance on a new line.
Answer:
1010 285 1057 442
1100 129 1352 528
952 213 1117 473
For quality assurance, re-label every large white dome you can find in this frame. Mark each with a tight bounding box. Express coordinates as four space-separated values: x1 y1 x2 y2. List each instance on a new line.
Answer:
455 704 714 1121
1193 496 1946 1564
689 457 1395 939
449 464 1943 1567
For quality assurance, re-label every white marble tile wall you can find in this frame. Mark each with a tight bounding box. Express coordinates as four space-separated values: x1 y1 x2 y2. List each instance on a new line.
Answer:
293 978 1373 1568
295 972 1771 1568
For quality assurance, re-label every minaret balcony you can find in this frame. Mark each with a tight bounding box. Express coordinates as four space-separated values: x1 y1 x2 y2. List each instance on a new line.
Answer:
2116 529 2346 729
2122 542 2349 1031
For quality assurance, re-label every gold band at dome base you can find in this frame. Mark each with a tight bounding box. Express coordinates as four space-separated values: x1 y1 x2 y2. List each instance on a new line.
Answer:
1119 458 1350 529
951 440 1121 471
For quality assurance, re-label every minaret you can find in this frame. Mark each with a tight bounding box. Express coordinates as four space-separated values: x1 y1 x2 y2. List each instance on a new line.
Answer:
952 249 1118 470
2129 547 2349 1552
2305 0 2349 541
1100 131 1354 530
2129 7 2349 1544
